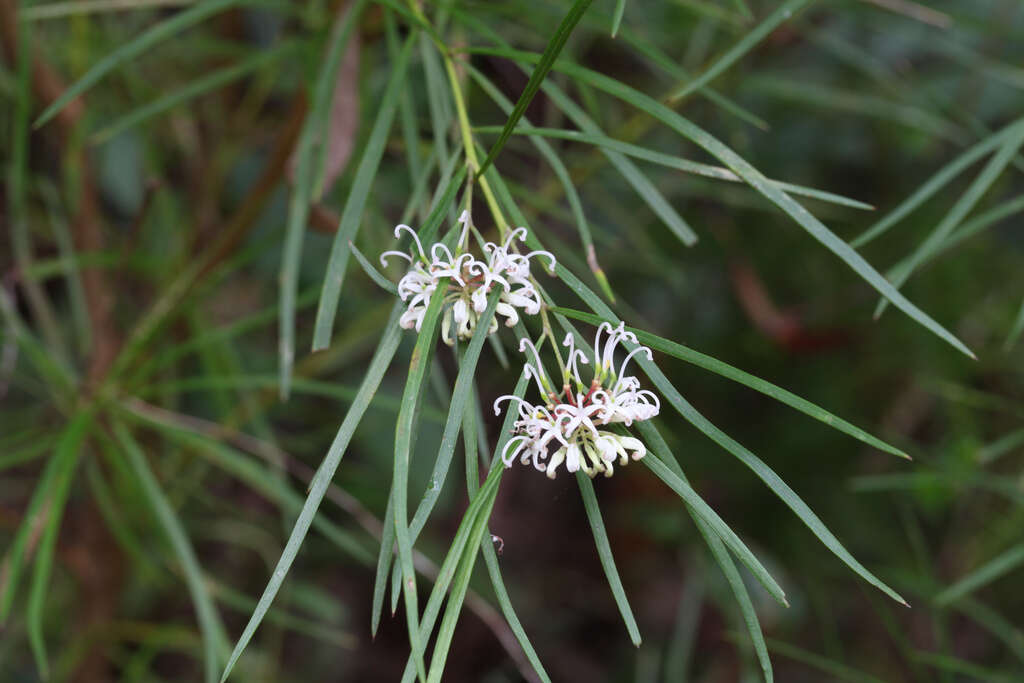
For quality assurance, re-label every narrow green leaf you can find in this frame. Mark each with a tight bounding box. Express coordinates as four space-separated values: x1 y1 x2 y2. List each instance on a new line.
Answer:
311 33 417 352
875 121 1024 317
463 388 552 683
279 1 367 398
1 411 92 620
485 163 908 606
641 450 788 606
474 125 873 210
407 291 500 543
350 241 399 295
577 473 642 646
911 651 1018 683
371 493 396 636
216 302 403 681
766 638 887 683
476 0 595 178
637 423 773 683
473 66 699 247
469 80 616 300
1005 297 1024 351
852 120 1024 248
425 477 502 683
400 466 507 683
392 283 450 683
26 412 92 679
611 0 627 36
34 0 245 128
399 375 528 683
951 598 1024 666
669 0 814 101
748 76 965 144
663 571 703 682
552 305 907 458
934 544 1024 606
91 42 296 143
478 47 974 358
114 420 226 683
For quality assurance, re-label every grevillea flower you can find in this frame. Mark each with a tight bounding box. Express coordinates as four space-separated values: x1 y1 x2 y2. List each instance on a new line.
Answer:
379 212 555 345
494 323 661 479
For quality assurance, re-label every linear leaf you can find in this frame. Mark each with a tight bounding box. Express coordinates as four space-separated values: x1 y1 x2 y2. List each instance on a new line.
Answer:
577 473 642 646
1006 298 1024 351
279 1 368 398
611 0 626 36
464 389 551 683
312 33 417 352
0 411 91 620
214 302 403 681
552 305 907 458
407 291 500 543
642 452 787 606
484 163 908 605
398 374 528 683
852 120 1024 247
637 423 773 683
934 544 1024 606
476 0 594 178
91 42 296 143
34 0 248 127
669 0 814 101
114 421 227 683
392 282 450 683
476 47 973 358
470 82 615 299
26 412 91 678
875 121 1024 317
474 126 873 210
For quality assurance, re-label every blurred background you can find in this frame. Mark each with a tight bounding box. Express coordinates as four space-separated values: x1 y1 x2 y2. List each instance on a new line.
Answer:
2 0 1023 681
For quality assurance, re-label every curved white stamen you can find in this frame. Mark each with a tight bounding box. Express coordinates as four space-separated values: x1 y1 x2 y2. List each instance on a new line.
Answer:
502 227 528 251
616 345 653 389
523 249 557 273
379 250 412 267
456 210 472 250
518 338 551 396
393 224 428 262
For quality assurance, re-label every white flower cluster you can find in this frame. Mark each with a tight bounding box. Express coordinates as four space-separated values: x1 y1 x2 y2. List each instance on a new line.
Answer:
494 323 661 479
380 211 555 345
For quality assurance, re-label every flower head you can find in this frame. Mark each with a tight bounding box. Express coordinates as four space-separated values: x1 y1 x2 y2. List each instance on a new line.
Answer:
380 212 555 344
495 324 660 479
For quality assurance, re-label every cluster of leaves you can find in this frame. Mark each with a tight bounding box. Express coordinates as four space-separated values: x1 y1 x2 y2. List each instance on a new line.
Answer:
2 0 1023 682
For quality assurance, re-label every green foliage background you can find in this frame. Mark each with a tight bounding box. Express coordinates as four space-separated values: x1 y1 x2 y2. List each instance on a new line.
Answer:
2 0 1023 681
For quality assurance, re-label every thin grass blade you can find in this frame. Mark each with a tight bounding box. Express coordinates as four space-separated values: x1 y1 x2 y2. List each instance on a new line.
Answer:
934 544 1024 606
852 120 1023 248
611 0 626 36
90 42 296 144
485 165 907 606
669 0 814 101
475 0 594 178
474 126 873 210
312 33 417 352
0 411 91 620
25 412 92 678
552 305 907 458
874 121 1024 317
576 473 642 646
182 303 402 681
479 47 973 358
279 1 367 398
34 0 247 127
114 421 226 683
